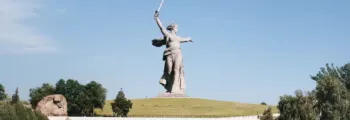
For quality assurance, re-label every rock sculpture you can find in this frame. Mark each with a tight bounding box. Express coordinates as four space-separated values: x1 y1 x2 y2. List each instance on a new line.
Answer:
36 94 68 116
152 0 193 95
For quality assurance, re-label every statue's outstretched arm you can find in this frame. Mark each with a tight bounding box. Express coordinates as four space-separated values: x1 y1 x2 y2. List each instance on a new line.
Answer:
180 37 193 43
154 11 169 37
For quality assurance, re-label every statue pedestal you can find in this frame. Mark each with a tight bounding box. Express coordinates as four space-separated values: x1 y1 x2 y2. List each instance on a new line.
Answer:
156 92 189 98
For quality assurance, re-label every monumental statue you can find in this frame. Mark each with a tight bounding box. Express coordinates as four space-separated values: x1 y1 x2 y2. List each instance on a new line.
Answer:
152 0 193 96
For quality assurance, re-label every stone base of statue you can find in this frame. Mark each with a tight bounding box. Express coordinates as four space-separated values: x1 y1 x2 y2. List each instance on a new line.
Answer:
156 92 189 98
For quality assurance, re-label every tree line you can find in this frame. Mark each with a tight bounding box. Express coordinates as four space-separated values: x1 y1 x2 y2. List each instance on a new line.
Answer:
29 79 107 116
0 87 49 120
260 63 350 120
0 79 132 117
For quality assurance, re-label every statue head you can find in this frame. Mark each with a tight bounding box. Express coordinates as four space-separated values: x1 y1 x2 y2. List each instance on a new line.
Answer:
167 23 178 33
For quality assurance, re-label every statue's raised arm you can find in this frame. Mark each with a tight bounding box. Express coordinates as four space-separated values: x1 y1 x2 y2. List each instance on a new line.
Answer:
154 11 170 37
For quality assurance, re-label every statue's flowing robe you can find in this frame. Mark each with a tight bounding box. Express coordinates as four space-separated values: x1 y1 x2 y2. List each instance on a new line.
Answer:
152 37 186 93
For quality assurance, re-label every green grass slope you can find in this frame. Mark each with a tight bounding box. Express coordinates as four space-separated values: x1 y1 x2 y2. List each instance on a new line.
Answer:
94 98 278 117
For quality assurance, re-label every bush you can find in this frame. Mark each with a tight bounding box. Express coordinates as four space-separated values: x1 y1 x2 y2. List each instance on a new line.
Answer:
0 102 18 120
277 90 318 120
0 84 7 101
111 88 133 117
259 107 274 120
0 101 48 120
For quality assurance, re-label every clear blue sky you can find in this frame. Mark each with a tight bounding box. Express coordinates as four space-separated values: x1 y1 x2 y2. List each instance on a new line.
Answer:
0 0 349 105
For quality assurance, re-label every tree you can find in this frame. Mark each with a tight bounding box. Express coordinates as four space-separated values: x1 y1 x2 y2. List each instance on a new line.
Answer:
259 107 274 120
29 83 55 108
84 81 107 116
63 79 86 115
111 88 133 117
311 63 350 119
55 79 107 116
55 79 66 95
0 84 7 101
277 90 318 120
261 102 267 105
28 79 108 116
276 63 350 120
11 87 19 105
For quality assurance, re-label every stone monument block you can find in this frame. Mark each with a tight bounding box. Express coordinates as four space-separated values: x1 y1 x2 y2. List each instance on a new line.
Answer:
36 94 68 116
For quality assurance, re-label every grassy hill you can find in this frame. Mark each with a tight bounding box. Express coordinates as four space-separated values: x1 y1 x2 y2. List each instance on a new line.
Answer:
94 98 278 117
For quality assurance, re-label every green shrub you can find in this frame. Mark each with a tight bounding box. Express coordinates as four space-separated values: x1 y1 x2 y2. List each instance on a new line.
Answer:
0 84 7 101
259 107 274 120
0 102 48 120
111 88 132 117
0 102 18 120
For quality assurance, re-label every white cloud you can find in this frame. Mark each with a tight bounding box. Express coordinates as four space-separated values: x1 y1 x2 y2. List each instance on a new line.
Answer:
0 0 58 54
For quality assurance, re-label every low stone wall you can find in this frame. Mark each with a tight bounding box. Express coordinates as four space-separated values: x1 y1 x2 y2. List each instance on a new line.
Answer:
49 114 279 120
